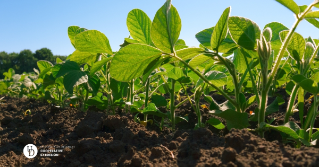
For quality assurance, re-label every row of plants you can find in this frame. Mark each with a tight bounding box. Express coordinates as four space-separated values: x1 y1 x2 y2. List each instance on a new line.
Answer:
1 0 319 148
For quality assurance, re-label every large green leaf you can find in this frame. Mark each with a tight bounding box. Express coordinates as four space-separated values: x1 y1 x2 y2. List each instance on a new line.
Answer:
298 79 318 94
275 0 300 15
175 47 205 61
109 44 161 82
151 0 181 53
211 7 230 51
218 34 238 55
264 122 300 139
264 22 289 41
64 71 88 94
280 31 305 62
228 16 261 50
189 54 212 69
75 30 112 55
68 26 81 48
67 50 98 66
195 27 214 49
209 109 249 130
90 57 112 75
151 94 167 107
127 9 152 45
305 11 319 18
56 60 81 78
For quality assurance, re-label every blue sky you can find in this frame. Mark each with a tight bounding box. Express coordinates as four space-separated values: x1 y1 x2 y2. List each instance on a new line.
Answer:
0 0 318 56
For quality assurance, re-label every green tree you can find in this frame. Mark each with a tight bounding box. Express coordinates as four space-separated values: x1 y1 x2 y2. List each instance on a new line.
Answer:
34 48 54 62
17 49 37 74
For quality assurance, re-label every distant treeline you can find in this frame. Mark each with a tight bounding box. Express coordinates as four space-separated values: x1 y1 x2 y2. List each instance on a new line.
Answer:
0 48 67 79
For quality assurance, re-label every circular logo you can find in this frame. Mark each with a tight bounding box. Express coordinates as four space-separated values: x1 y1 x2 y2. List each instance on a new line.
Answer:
23 144 38 158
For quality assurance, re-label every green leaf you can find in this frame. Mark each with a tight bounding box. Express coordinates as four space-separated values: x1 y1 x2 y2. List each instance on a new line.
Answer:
304 11 319 18
174 39 188 50
75 30 112 55
209 109 249 130
37 60 53 72
127 9 152 45
56 60 81 78
64 71 88 94
68 26 81 48
305 18 319 29
56 57 63 64
86 96 108 110
151 94 167 107
189 54 212 69
109 44 161 82
298 79 319 94
211 7 230 51
43 74 56 89
175 47 205 61
228 16 261 50
142 56 169 83
310 72 319 83
67 50 98 66
265 97 280 115
206 118 225 129
265 122 300 139
90 57 112 75
247 95 256 107
280 30 305 62
110 78 129 101
292 74 307 84
312 131 319 140
195 27 214 49
275 0 300 15
264 22 289 41
218 34 238 55
167 67 183 80
196 71 227 87
151 0 181 53
88 74 100 96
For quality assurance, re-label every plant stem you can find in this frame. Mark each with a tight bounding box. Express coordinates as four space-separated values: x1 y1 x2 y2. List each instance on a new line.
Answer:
144 78 150 121
130 79 134 104
266 3 314 92
309 94 317 142
284 85 299 123
172 54 238 107
258 89 268 138
298 88 305 128
242 55 260 104
171 79 176 131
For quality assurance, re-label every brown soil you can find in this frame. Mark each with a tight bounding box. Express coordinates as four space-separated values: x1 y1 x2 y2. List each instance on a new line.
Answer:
1 92 319 167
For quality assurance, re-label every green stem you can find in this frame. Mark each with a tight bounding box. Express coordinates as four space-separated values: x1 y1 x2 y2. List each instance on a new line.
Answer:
284 85 299 123
298 88 304 129
144 78 150 121
130 79 134 104
309 94 317 142
171 79 176 131
172 54 237 107
258 89 268 138
242 56 260 104
266 3 314 93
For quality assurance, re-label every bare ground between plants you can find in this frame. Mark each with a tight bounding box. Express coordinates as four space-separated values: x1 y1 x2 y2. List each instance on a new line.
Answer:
1 94 319 167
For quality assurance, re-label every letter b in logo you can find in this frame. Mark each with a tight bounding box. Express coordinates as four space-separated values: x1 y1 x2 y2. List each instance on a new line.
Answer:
23 144 38 158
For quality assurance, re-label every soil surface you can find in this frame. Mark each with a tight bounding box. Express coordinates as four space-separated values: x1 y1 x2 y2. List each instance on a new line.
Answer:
1 90 319 167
